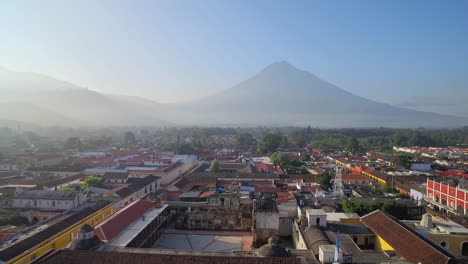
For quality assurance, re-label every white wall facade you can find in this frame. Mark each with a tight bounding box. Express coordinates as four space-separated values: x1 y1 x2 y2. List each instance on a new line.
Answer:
12 193 86 210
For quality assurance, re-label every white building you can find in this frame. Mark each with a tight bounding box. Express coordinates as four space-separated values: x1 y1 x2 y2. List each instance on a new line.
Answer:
306 209 327 227
319 244 343 264
12 190 86 210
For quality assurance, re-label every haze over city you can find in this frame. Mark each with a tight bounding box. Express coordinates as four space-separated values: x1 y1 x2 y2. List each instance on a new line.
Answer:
2 1 468 264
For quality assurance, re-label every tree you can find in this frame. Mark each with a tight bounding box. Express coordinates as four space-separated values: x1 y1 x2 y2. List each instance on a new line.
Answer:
393 154 412 169
210 159 220 172
317 172 332 189
83 177 102 189
124 131 137 145
235 133 255 147
342 199 409 219
270 153 291 166
345 136 360 154
177 143 195 155
64 137 82 150
259 133 288 153
300 154 311 161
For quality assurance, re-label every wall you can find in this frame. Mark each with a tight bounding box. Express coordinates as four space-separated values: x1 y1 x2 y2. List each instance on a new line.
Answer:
256 212 279 230
292 221 308 250
255 211 279 241
279 218 292 236
374 235 394 251
115 181 157 210
308 215 327 227
410 188 424 204
278 203 298 218
12 193 86 210
319 247 343 264
428 234 468 257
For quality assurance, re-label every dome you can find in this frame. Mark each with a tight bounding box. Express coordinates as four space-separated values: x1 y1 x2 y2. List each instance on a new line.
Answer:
256 237 289 258
70 224 102 251
79 224 94 233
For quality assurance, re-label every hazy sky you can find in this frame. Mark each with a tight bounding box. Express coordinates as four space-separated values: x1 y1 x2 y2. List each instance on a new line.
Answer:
1 0 467 103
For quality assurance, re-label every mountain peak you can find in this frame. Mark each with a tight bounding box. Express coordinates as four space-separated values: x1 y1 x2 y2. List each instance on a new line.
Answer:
263 60 295 72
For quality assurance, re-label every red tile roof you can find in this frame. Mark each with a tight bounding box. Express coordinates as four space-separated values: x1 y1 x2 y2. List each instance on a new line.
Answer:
255 163 276 173
361 210 461 264
276 165 285 175
342 173 368 181
94 200 156 241
277 192 296 204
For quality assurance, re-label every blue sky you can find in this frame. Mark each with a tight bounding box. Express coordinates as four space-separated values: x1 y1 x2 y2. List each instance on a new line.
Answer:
1 0 467 103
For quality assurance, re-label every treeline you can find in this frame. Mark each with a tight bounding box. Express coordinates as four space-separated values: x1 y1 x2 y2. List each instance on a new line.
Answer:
342 199 409 219
285 127 468 152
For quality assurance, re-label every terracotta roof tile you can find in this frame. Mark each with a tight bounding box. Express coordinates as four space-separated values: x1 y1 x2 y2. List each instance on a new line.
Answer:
361 210 461 264
94 200 155 241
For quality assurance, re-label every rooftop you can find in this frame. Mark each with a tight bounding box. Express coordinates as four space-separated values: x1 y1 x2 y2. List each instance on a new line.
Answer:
95 200 157 242
109 204 168 248
15 190 79 200
361 210 460 264
0 201 111 262
103 172 130 180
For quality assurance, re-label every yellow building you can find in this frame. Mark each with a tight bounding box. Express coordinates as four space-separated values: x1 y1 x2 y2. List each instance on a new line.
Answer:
361 210 462 264
403 213 468 257
0 201 115 264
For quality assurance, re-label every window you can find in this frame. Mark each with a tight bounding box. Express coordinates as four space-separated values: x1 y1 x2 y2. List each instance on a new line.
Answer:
52 201 56 207
440 241 448 248
462 242 468 256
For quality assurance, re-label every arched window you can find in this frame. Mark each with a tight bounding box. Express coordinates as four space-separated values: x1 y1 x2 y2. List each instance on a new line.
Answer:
462 242 468 256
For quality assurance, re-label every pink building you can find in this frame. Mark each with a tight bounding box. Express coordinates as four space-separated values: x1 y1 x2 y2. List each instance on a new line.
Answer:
427 179 468 215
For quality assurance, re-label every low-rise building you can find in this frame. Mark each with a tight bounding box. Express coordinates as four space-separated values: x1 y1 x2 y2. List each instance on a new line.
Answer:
342 172 369 185
103 172 131 185
361 210 461 264
12 190 86 210
16 153 64 169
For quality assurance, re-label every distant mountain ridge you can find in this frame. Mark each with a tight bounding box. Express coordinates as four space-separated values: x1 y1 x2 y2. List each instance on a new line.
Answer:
165 61 468 127
0 62 467 128
0 67 169 127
